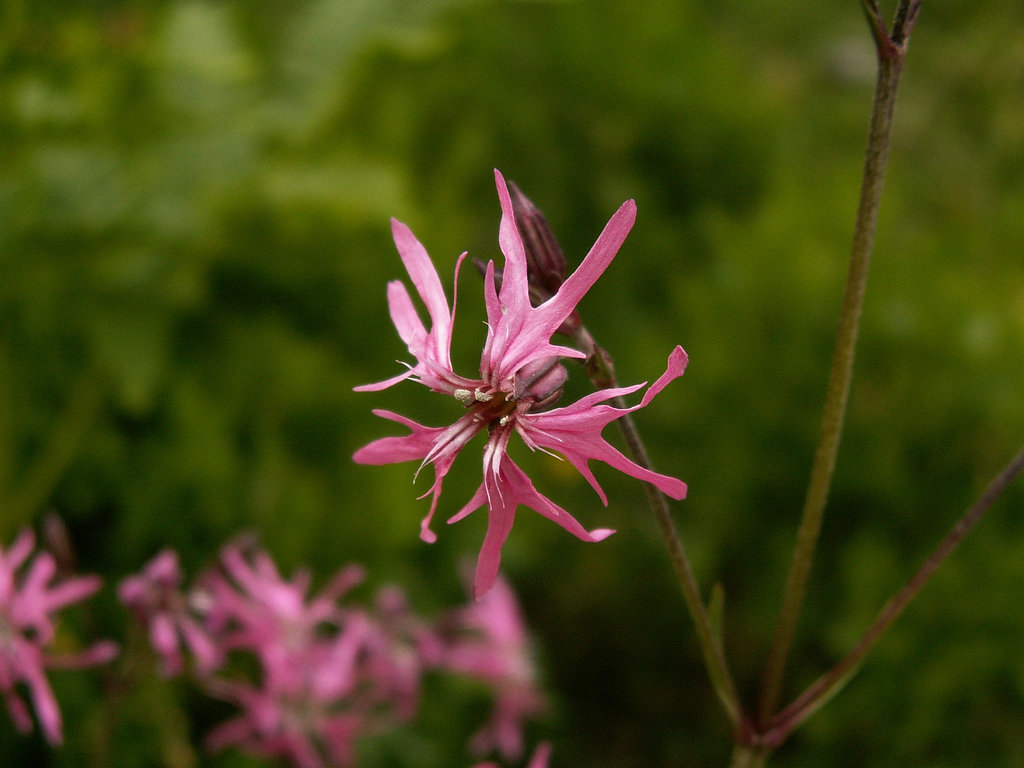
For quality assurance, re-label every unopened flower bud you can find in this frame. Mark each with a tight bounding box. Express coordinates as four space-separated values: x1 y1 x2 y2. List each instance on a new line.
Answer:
508 181 568 299
514 357 568 411
41 512 77 575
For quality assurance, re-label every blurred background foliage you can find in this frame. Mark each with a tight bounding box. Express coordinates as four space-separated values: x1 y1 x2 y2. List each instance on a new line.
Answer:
1 0 1023 765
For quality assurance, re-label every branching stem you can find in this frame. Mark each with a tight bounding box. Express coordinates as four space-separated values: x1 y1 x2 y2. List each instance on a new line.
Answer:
756 0 921 725
759 442 1024 746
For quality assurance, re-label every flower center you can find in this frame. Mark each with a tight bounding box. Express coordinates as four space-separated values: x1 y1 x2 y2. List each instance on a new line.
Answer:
454 357 569 432
455 387 520 429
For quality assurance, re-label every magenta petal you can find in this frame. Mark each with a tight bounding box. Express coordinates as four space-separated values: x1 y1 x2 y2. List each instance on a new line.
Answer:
385 279 426 349
452 439 615 599
181 618 222 675
473 502 516 602
485 171 590 381
22 660 62 745
391 218 453 359
520 346 689 501
481 173 530 378
354 410 485 543
640 344 689 407
352 410 446 465
535 197 636 331
39 573 103 615
493 170 532 328
481 260 503 356
50 640 119 669
4 687 34 734
151 613 184 675
504 463 616 543
7 529 36 571
18 554 57 604
352 369 413 393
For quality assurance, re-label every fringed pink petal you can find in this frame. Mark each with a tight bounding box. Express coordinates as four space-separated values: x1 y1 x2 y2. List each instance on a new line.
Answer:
352 368 414 393
385 279 426 349
352 410 446 465
38 573 103 615
472 496 517 601
535 198 636 331
22 658 62 745
454 444 614 599
6 529 37 572
391 218 453 355
521 346 688 501
640 345 689 407
494 170 532 335
3 686 34 734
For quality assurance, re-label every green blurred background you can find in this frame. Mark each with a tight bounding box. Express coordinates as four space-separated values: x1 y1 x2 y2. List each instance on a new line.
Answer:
2 0 1023 765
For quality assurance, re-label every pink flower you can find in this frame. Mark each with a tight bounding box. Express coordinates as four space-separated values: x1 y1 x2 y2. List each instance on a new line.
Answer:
118 549 222 676
364 585 445 719
199 539 365 691
445 574 545 762
355 169 687 597
197 541 426 768
125 540 458 768
204 611 374 768
0 529 117 744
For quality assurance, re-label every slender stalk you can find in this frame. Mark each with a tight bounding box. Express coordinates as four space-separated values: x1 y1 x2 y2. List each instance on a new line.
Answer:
757 0 921 724
760 442 1024 747
623 408 742 725
579 338 742 727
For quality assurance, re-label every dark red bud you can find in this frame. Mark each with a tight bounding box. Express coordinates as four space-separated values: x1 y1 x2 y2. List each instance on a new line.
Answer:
508 181 568 299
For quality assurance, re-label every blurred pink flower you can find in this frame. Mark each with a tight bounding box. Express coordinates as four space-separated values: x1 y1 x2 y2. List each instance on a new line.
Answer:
199 540 364 680
0 529 117 744
445 574 545 762
124 538 558 767
197 541 427 768
118 549 221 676
355 169 687 597
204 610 374 768
365 585 445 719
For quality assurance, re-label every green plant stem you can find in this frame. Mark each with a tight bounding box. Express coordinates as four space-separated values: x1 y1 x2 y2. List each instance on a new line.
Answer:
580 338 742 727
759 442 1024 746
757 0 921 725
619 408 742 726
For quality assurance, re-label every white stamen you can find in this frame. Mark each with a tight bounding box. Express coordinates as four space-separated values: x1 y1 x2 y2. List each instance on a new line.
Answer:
474 389 493 402
453 389 473 405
